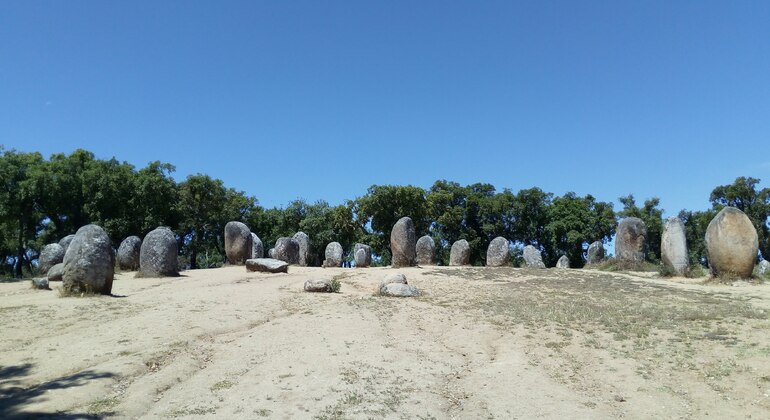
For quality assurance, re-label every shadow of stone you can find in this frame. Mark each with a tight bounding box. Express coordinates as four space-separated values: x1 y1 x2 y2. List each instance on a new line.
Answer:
0 363 115 419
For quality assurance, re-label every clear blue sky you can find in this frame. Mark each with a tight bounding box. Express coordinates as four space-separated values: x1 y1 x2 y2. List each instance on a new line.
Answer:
2 1 769 215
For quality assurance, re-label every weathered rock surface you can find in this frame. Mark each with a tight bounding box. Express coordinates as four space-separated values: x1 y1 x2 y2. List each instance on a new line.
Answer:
117 236 142 271
379 273 418 297
323 242 343 267
224 221 252 265
58 234 75 255
138 227 179 278
556 255 570 269
615 217 647 263
39 243 65 275
450 240 471 266
273 237 300 264
523 245 546 269
304 279 334 293
47 263 64 282
268 248 275 258
415 235 436 266
63 224 115 295
390 217 416 268
381 273 408 286
706 207 758 279
759 259 770 275
246 258 289 273
354 243 372 267
486 237 510 267
293 232 311 266
661 217 689 275
251 233 264 259
32 277 50 290
587 241 605 264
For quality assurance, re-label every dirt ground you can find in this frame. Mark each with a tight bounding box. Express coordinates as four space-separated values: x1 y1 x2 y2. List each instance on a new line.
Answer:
1 265 770 419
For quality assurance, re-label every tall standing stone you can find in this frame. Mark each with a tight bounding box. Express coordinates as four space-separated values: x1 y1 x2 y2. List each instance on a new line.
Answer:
522 245 546 269
354 243 372 268
224 221 252 265
390 217 416 268
39 243 65 275
415 235 436 266
62 225 114 295
138 227 179 277
587 241 605 264
251 232 264 259
486 237 510 267
615 217 647 263
293 232 311 266
449 239 470 266
556 255 570 269
705 207 758 279
273 237 300 264
323 242 344 267
117 236 142 271
661 217 689 275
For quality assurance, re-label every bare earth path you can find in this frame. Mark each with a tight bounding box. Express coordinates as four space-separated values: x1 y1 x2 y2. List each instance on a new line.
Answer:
1 266 769 419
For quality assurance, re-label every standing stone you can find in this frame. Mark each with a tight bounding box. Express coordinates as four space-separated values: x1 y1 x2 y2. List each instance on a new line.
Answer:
273 237 300 264
378 273 419 297
705 207 758 279
224 221 252 265
58 234 75 255
117 236 142 271
323 242 344 267
556 255 570 269
268 248 275 258
661 217 689 275
251 233 264 259
138 227 179 277
587 241 605 264
415 235 436 266
246 258 289 274
486 237 510 267
615 217 647 263
39 243 65 275
62 224 115 295
758 259 770 276
390 217 416 268
354 243 372 267
522 245 546 269
47 263 64 282
293 232 311 266
449 239 470 266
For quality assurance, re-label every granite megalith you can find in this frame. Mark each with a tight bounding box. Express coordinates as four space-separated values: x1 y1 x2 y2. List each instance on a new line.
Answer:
138 227 179 277
62 224 115 295
705 207 758 279
556 255 570 269
615 217 647 263
354 243 372 267
323 242 344 267
117 236 142 271
523 245 546 269
449 239 470 266
58 234 75 255
224 221 252 265
273 237 300 265
390 217 416 268
587 241 605 264
251 233 264 259
293 232 311 266
415 235 436 266
486 237 510 267
661 217 689 275
39 243 65 275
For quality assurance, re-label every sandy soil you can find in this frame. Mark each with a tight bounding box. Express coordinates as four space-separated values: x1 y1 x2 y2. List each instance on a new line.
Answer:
1 266 770 419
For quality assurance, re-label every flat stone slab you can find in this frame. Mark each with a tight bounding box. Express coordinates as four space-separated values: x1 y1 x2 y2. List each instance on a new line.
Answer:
379 283 420 297
246 258 289 273
304 279 333 293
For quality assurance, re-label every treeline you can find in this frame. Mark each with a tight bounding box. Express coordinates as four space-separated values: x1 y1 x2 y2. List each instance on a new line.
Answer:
2 148 769 276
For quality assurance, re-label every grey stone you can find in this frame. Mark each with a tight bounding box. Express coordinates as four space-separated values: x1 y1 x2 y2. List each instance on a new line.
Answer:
390 217 416 268
292 232 311 266
415 235 436 266
117 236 142 271
706 207 758 279
758 260 770 275
486 237 509 267
251 233 264 259
556 255 570 269
354 243 372 267
58 234 75 255
381 273 408 286
323 242 343 267
615 217 647 263
522 245 546 269
661 217 689 275
587 241 605 264
304 279 333 293
63 224 115 295
47 263 64 282
379 283 420 297
246 258 289 273
39 243 65 275
224 221 252 265
32 277 50 290
138 227 179 277
273 237 300 264
449 240 470 266
268 248 275 258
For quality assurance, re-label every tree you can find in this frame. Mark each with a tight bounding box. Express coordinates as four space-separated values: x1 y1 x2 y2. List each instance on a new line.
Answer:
710 177 770 259
546 193 616 267
677 209 715 266
618 195 663 262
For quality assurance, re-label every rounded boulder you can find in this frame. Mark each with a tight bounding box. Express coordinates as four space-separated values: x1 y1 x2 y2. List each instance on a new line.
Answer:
449 239 470 266
138 227 179 277
615 217 647 263
661 217 689 275
705 207 758 279
415 235 436 266
39 243 65 275
273 237 300 265
62 224 115 295
293 232 311 266
117 236 142 271
224 221 252 265
486 237 509 267
390 217 416 268
323 242 344 267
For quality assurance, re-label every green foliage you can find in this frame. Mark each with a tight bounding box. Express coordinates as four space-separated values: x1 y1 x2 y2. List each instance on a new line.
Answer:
546 193 616 267
678 209 715 266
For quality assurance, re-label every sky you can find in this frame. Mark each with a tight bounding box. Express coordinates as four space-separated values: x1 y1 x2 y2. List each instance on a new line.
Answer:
2 1 770 215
